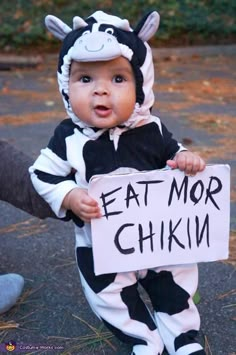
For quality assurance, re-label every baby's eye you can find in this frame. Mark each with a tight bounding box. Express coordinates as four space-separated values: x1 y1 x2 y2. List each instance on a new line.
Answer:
80 75 91 83
114 75 125 83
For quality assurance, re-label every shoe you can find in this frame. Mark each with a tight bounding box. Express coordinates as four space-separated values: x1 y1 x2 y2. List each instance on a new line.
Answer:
0 273 24 314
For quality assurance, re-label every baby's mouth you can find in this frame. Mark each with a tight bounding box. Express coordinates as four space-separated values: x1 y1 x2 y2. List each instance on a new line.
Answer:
94 105 112 117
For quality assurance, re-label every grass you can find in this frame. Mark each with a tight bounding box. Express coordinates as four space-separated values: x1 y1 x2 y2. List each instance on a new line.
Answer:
1 0 236 52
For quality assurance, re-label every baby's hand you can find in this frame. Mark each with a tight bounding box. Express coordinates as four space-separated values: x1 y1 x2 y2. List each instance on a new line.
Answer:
62 188 101 222
167 151 206 176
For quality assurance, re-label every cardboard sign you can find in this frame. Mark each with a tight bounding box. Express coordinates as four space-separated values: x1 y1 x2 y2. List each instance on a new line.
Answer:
89 165 230 275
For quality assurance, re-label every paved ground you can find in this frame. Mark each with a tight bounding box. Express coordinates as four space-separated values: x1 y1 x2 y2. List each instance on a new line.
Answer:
0 45 235 355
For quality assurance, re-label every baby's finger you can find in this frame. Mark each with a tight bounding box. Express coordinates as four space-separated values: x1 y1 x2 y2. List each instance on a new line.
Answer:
199 157 206 171
166 159 177 169
81 193 98 206
187 157 200 175
81 209 101 222
190 156 205 175
80 203 99 215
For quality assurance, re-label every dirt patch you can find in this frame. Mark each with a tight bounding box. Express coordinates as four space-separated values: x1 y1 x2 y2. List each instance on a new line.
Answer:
0 112 65 126
158 77 236 104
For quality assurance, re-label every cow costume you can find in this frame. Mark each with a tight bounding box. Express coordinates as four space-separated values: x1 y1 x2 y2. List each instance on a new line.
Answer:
30 10 205 355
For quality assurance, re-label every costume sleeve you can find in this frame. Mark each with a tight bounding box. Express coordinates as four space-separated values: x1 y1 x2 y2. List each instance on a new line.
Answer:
29 120 78 218
0 140 56 219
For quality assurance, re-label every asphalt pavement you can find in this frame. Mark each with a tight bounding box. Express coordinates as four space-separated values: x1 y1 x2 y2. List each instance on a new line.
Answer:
0 45 235 355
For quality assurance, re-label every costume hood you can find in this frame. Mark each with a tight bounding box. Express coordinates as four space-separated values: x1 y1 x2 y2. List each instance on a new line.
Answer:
45 10 160 146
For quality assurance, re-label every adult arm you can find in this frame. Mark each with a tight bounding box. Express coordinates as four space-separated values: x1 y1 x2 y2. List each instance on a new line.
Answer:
0 140 56 219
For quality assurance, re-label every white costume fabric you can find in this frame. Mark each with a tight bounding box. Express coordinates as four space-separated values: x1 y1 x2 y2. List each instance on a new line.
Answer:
30 11 205 355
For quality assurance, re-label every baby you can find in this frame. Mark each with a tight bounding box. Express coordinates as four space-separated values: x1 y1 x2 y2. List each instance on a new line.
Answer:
30 10 206 355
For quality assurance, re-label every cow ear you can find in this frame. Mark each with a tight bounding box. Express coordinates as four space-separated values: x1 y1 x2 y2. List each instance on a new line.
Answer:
45 15 72 41
73 16 88 30
134 11 160 42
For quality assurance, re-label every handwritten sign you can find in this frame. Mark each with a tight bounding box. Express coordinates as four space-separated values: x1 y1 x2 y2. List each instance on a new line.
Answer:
89 165 230 275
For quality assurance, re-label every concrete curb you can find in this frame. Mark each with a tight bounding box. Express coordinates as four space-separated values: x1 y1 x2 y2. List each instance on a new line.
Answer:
0 55 43 70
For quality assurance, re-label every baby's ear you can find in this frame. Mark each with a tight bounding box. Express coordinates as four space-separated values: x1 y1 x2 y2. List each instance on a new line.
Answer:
134 11 160 42
45 15 72 41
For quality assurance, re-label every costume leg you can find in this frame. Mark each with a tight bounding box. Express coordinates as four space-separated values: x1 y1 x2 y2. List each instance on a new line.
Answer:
139 264 205 355
76 247 164 355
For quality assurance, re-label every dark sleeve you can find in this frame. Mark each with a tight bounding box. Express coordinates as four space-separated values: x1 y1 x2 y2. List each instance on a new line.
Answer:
0 140 57 219
160 123 185 166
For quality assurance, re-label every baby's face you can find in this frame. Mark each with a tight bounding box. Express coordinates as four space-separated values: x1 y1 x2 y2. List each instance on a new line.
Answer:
69 56 136 129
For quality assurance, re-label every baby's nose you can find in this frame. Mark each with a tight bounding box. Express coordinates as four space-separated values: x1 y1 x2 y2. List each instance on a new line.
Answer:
93 80 109 95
